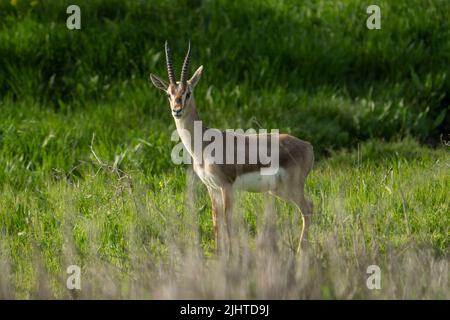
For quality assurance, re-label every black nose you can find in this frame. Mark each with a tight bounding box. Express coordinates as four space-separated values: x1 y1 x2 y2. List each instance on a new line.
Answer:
172 109 182 118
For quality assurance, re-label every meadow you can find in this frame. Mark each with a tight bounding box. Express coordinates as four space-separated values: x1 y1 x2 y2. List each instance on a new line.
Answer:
0 0 448 299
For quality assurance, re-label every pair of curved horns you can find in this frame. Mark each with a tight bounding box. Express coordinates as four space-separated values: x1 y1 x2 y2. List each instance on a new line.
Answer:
165 41 191 86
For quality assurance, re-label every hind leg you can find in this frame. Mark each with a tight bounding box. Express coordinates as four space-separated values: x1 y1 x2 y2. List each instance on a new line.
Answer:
271 174 313 254
292 193 313 253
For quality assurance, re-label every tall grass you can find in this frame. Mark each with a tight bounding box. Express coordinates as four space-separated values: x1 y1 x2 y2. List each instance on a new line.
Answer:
0 138 448 299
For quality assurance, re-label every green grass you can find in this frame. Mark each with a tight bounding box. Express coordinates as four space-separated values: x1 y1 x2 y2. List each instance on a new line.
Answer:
0 0 449 298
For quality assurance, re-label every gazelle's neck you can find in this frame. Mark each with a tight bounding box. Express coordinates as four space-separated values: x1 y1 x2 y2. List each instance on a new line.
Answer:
174 97 206 162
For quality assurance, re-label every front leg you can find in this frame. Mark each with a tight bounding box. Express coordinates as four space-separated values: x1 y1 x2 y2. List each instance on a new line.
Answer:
220 185 233 255
207 186 222 253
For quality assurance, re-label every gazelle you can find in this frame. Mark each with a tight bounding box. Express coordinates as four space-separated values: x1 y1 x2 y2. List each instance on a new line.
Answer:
150 42 314 254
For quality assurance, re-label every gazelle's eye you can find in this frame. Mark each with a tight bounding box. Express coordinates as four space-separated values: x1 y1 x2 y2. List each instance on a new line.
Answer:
186 91 191 99
166 93 171 99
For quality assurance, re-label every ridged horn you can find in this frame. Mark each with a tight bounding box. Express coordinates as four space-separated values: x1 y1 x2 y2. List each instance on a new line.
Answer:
180 41 191 85
165 41 176 85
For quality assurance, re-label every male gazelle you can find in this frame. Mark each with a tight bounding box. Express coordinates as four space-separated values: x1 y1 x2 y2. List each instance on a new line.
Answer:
150 42 314 254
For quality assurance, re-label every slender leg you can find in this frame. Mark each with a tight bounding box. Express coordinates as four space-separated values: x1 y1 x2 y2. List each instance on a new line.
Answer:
293 193 313 254
207 187 222 253
220 186 233 256
271 176 313 254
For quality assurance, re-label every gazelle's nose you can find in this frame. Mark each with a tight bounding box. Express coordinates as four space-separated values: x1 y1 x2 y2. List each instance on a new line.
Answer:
172 108 183 119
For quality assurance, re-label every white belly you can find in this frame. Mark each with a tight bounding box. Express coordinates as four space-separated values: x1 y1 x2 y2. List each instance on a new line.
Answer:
234 169 286 193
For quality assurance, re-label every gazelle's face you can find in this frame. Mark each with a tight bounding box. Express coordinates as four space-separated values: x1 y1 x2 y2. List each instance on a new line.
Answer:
166 83 192 119
149 42 203 121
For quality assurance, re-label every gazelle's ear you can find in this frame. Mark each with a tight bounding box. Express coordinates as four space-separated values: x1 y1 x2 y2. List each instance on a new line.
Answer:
150 74 168 91
188 65 203 88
